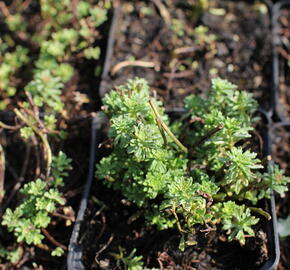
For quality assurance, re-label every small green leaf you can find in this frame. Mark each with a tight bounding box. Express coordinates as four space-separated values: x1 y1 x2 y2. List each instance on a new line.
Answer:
83 47 101 60
51 247 64 257
20 127 34 139
179 235 185 251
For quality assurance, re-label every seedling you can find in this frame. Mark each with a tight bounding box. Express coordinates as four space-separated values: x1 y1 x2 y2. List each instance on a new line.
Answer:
111 247 144 270
2 152 72 256
96 77 290 248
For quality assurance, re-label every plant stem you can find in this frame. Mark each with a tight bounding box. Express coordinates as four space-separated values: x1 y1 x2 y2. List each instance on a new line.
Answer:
95 234 114 264
111 60 156 76
192 124 224 149
152 0 171 25
36 243 50 251
41 228 67 250
156 117 167 146
170 204 186 234
14 109 52 177
149 99 188 153
0 121 21 130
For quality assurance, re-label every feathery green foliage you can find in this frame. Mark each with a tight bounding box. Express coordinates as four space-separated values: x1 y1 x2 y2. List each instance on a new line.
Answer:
111 247 144 270
96 77 290 247
2 152 72 256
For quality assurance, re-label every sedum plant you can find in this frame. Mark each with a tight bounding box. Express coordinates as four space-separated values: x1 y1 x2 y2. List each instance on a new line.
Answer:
96 77 290 246
0 0 110 114
23 0 109 117
0 43 29 109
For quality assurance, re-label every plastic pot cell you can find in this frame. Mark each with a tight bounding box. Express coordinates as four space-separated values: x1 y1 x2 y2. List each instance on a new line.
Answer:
67 1 281 269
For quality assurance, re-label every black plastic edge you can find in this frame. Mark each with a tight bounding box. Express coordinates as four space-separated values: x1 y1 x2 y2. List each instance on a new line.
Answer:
259 113 280 270
264 120 290 269
99 3 121 99
67 114 105 270
271 0 290 121
67 4 120 269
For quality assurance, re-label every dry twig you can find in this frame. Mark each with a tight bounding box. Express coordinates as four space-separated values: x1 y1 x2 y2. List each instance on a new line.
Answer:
0 2 10 17
41 228 67 250
95 234 114 265
3 144 31 210
14 109 52 177
152 0 171 26
111 60 157 75
149 99 188 153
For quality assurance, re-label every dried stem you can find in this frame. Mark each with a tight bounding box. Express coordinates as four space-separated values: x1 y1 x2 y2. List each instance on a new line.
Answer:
0 121 22 130
36 243 50 251
0 2 10 17
156 118 167 146
19 0 33 11
149 99 188 153
14 109 52 177
95 234 114 265
152 0 171 26
31 135 41 178
111 60 156 75
3 144 31 210
51 211 75 222
41 228 67 250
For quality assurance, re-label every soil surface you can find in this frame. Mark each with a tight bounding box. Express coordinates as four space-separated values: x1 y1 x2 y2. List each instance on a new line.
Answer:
81 165 270 270
101 0 272 110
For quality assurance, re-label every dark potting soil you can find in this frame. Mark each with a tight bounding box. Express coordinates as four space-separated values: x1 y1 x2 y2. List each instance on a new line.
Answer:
275 7 290 121
100 0 272 111
80 183 269 270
